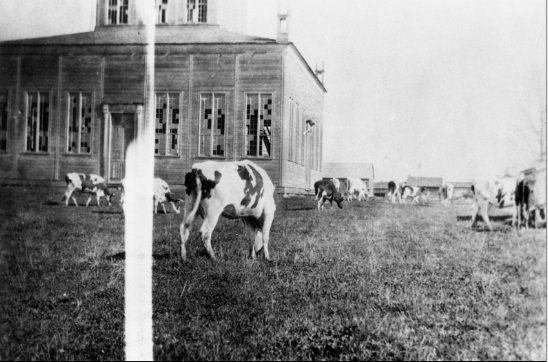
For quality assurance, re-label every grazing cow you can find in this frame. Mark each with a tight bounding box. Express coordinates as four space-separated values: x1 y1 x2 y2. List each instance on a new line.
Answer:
120 178 183 214
515 179 530 230
314 180 344 210
439 182 454 207
345 178 369 201
331 178 341 193
529 168 547 228
63 173 114 207
180 160 276 261
401 185 426 204
387 181 402 203
470 177 516 231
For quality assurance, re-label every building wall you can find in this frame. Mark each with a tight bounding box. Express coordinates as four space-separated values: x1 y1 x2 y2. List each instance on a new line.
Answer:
0 43 310 190
282 47 325 193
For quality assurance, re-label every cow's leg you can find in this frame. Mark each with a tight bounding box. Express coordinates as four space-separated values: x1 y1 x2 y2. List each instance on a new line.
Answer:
179 199 198 261
478 200 494 231
243 219 260 259
261 212 275 261
199 210 221 260
161 202 168 214
470 202 480 229
64 185 75 206
85 195 93 207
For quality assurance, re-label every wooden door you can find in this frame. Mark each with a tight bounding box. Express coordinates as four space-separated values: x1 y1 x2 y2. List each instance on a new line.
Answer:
110 113 135 181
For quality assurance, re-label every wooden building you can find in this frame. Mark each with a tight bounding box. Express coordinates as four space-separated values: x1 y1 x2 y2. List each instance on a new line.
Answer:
322 162 375 196
0 0 326 195
406 176 443 197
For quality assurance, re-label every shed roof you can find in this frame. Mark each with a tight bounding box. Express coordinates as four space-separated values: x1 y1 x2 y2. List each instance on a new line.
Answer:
406 176 443 188
448 181 473 188
0 25 275 46
323 163 375 180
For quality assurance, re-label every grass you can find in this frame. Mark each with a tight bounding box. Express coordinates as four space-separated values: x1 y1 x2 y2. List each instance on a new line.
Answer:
0 186 546 360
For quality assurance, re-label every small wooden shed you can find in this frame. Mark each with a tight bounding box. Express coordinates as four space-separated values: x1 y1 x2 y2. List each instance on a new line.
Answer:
322 162 375 196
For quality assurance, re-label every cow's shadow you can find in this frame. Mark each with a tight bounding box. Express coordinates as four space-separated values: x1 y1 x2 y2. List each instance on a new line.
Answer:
92 210 123 215
104 251 176 261
457 215 513 222
44 201 62 206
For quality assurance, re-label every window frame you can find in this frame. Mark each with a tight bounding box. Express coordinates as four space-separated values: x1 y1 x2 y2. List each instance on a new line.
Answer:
244 92 274 159
24 91 52 154
157 0 169 24
154 91 183 157
65 91 94 155
0 91 10 153
107 0 129 25
197 92 227 158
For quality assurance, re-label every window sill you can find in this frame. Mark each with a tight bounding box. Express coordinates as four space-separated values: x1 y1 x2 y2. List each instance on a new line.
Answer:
20 152 51 156
62 153 93 157
155 155 181 159
194 156 226 160
243 156 274 161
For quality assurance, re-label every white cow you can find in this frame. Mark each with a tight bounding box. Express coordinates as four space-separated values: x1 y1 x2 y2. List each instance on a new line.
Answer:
63 173 114 207
470 177 516 231
180 160 276 261
330 178 341 193
345 178 369 201
119 178 183 214
439 182 454 207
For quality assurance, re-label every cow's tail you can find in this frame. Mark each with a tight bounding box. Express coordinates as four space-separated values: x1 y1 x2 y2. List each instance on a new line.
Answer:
314 182 319 199
183 170 203 225
471 185 475 195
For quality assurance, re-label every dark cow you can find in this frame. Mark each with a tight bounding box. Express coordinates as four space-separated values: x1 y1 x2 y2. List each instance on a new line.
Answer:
63 173 114 207
515 179 530 230
180 160 276 261
314 180 344 210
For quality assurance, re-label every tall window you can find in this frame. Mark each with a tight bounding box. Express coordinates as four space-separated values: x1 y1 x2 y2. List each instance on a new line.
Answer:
0 93 7 152
198 0 207 22
155 92 180 156
67 93 93 154
26 92 49 153
108 0 128 25
199 93 225 157
288 100 294 161
246 94 273 158
187 0 207 22
157 0 168 24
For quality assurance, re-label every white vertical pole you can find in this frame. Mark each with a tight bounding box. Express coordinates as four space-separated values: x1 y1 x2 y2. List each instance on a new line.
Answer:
124 1 155 360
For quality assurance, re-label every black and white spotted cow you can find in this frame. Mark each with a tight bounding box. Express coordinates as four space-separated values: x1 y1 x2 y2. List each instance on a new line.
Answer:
63 173 114 207
314 179 344 210
119 178 183 214
401 185 426 204
180 160 276 261
387 181 402 203
470 177 516 231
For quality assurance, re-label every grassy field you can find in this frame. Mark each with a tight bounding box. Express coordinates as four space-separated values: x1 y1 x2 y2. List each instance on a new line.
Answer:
0 185 546 360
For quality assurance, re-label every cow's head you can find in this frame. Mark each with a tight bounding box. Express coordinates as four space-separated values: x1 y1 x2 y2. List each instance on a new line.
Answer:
334 191 344 209
184 168 222 199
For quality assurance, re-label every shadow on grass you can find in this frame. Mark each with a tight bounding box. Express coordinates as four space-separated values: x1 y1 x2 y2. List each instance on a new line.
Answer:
457 215 513 222
105 251 184 261
92 210 123 215
285 206 316 211
44 201 62 206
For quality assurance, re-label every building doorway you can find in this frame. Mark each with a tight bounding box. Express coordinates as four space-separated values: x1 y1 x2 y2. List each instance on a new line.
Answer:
109 113 135 181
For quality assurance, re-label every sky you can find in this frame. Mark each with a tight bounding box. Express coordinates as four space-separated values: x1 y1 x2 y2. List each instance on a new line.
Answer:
0 0 545 182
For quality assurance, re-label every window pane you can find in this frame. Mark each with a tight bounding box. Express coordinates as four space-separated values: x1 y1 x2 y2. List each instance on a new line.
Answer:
259 94 272 157
39 93 49 152
167 93 180 156
0 94 7 151
68 93 79 153
187 0 196 22
120 0 128 24
199 93 212 156
108 0 118 24
198 0 207 22
27 93 38 152
155 93 167 155
246 94 258 156
81 93 92 153
212 94 225 156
